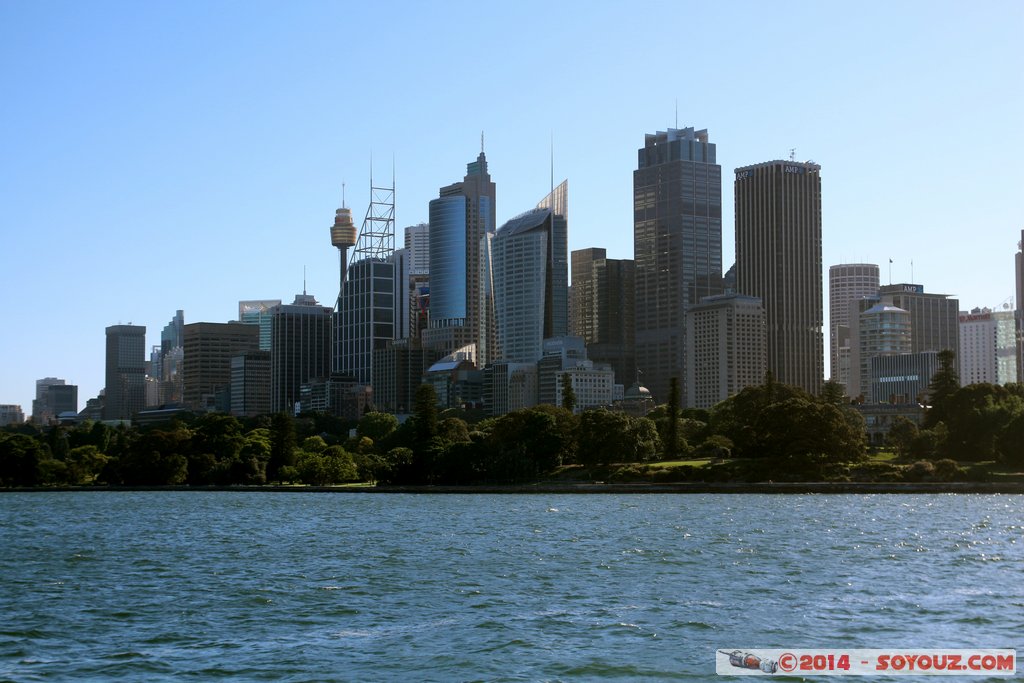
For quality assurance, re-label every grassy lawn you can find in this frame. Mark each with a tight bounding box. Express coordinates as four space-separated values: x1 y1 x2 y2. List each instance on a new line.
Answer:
868 450 899 463
647 458 716 469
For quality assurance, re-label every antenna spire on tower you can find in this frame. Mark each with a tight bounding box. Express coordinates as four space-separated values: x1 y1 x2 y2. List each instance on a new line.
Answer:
674 99 678 128
342 182 346 209
481 130 485 154
550 130 554 195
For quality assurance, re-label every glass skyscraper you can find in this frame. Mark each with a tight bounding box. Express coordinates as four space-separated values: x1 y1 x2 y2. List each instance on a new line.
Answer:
633 127 722 405
492 193 568 364
424 150 496 362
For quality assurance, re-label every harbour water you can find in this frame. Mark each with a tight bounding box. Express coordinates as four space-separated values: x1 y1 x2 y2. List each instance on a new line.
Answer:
1 492 1021 681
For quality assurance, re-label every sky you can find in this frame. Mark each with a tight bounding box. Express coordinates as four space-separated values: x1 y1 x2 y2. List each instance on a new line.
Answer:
2 0 1022 414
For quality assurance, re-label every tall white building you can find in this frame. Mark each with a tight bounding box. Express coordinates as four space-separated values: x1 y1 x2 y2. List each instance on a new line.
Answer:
492 198 568 364
685 294 766 409
404 223 429 276
959 307 1017 386
829 263 879 389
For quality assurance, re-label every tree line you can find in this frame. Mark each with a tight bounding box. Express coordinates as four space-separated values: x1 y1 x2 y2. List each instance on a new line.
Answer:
3 354 1020 487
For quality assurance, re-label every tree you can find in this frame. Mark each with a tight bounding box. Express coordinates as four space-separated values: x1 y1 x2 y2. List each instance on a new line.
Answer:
357 412 399 442
561 373 577 413
820 379 847 406
268 412 297 482
413 384 439 445
924 349 960 428
65 445 109 485
666 377 680 460
941 383 1023 461
0 433 46 486
886 416 918 459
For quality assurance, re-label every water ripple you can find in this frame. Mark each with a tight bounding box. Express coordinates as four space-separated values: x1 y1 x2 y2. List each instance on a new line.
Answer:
0 492 1021 680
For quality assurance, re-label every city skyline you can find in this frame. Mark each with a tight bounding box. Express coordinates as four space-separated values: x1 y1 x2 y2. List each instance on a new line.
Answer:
2 1 1022 411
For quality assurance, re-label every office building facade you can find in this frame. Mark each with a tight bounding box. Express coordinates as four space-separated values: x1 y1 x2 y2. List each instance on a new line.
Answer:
239 300 280 351
104 324 147 420
857 304 912 400
829 263 880 390
492 204 568 364
182 322 260 411
878 284 959 364
272 294 333 414
686 294 766 409
571 248 636 386
424 151 496 359
959 307 1017 386
633 127 722 405
230 350 271 417
870 351 939 405
735 159 823 395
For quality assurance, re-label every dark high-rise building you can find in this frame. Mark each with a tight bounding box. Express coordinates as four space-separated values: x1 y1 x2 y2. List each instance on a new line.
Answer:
273 294 333 414
335 177 395 386
371 338 436 414
182 322 260 411
570 247 635 386
104 324 147 420
633 127 722 404
32 378 77 423
424 149 496 361
735 159 824 394
230 350 271 417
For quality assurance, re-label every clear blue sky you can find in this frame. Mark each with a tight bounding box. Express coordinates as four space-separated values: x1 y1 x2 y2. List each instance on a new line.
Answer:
2 0 1022 413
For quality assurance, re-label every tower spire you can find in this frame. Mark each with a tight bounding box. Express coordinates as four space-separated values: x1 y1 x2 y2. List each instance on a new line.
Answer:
481 130 484 154
550 130 554 195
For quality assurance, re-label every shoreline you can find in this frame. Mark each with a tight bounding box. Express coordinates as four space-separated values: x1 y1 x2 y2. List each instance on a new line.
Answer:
3 482 1024 494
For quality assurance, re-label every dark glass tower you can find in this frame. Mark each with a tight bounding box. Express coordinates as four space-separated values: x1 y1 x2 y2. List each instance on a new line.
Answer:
104 324 147 420
633 127 722 405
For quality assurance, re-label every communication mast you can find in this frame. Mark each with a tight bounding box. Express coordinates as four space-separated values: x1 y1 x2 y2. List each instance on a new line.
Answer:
352 170 395 263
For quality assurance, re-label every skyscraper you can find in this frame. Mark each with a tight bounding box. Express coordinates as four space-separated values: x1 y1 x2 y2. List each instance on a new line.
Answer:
633 127 722 404
685 294 766 409
878 284 959 362
857 303 912 399
959 307 1016 386
829 263 880 389
272 294 333 414
735 159 823 394
239 301 280 351
158 309 185 404
104 324 147 420
423 149 496 360
182 322 260 411
405 222 429 275
492 194 568 364
335 176 396 386
32 378 77 424
570 247 635 386
1015 230 1024 382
